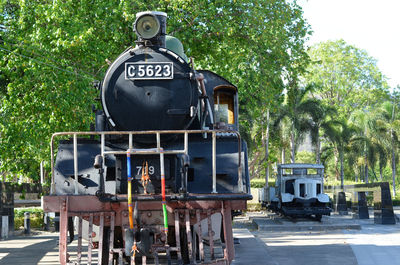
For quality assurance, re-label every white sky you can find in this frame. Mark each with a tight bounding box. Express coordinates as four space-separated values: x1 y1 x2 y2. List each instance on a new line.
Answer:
298 0 400 88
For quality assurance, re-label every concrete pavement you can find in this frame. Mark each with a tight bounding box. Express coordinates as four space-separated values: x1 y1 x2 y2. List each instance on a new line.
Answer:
231 228 278 265
344 224 400 265
0 232 58 265
0 209 399 264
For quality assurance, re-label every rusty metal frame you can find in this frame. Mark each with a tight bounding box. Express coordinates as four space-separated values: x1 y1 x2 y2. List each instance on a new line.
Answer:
44 196 246 214
44 195 246 265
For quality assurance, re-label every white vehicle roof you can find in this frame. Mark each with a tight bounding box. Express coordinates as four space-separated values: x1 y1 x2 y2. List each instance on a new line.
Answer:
278 163 324 169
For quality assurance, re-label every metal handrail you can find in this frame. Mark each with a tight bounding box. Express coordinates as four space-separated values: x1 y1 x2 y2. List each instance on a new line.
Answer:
50 129 243 195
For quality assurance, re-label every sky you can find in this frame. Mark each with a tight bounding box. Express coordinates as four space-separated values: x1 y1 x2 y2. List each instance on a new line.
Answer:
298 0 400 89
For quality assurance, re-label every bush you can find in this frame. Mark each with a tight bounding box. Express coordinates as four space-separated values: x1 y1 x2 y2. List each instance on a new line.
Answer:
14 208 44 230
247 202 262 211
250 178 275 188
250 178 265 188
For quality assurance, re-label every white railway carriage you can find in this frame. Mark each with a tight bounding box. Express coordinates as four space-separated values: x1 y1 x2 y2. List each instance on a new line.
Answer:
260 164 331 220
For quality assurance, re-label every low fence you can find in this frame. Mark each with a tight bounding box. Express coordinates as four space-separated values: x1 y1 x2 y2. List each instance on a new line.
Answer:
0 182 48 239
325 182 396 224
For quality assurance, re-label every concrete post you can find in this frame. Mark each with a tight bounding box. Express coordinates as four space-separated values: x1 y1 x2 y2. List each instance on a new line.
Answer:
336 192 348 215
357 192 369 219
44 213 50 231
374 183 396 224
1 216 8 239
54 213 60 232
24 212 31 235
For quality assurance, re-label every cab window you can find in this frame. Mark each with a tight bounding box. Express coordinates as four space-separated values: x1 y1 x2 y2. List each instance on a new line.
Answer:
214 91 234 124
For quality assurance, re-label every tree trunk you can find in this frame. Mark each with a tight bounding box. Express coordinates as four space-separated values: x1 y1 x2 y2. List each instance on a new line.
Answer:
316 130 321 164
379 166 383 181
281 148 286 164
334 148 339 181
290 123 295 163
265 109 270 188
355 166 358 182
391 129 396 197
364 141 369 184
361 166 364 182
340 148 344 188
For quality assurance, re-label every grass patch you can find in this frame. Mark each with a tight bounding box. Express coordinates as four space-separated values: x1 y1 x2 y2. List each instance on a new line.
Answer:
250 178 274 188
247 202 262 211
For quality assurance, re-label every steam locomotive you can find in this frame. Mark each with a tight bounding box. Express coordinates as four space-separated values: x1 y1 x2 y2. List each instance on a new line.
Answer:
43 11 251 265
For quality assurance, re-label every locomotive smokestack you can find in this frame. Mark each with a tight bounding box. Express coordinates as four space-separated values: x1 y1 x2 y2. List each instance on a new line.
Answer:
134 11 167 47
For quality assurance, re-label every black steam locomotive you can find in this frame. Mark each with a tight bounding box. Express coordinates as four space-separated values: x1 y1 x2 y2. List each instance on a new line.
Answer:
44 11 251 265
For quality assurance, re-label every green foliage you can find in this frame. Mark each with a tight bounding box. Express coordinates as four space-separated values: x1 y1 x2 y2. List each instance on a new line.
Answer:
291 40 394 186
273 83 322 163
250 178 275 188
305 40 390 117
14 207 43 218
14 207 44 229
0 0 311 180
247 202 262 211
14 215 44 229
295 151 315 164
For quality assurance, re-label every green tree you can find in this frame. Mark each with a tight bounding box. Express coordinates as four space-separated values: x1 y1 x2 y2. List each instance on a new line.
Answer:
374 100 400 196
305 40 389 118
323 120 358 187
307 100 337 164
273 82 320 163
347 109 391 184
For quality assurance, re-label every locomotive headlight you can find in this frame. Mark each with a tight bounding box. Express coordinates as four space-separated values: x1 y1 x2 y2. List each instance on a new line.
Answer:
134 13 160 40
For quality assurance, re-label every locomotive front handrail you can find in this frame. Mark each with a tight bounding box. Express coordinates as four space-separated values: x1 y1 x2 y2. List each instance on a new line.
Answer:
50 129 243 195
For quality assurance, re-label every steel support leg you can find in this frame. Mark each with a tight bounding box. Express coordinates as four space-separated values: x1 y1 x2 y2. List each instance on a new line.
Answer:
109 213 115 265
196 210 204 262
222 201 234 263
88 214 94 265
77 216 83 263
185 209 194 264
207 210 214 260
59 198 68 265
174 210 182 262
99 213 105 265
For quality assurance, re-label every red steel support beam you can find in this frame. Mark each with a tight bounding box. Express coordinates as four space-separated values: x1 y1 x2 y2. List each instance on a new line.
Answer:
222 201 234 264
59 198 68 265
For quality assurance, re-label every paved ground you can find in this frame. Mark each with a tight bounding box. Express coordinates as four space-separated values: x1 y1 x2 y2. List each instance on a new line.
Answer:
0 208 399 264
233 207 400 265
0 232 58 265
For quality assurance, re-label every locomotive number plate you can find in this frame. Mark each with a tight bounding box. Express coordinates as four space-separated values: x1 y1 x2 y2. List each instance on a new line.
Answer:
131 158 171 180
125 62 173 80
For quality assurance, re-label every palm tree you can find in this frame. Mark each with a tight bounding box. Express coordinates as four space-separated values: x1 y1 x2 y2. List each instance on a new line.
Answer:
350 109 375 183
374 101 400 196
308 103 337 164
274 83 321 163
324 120 358 188
367 117 390 181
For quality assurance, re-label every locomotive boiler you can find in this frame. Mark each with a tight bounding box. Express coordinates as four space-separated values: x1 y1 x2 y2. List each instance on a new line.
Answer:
43 11 251 265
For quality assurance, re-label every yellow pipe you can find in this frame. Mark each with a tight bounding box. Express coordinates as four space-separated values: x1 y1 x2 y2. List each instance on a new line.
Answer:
127 151 134 229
